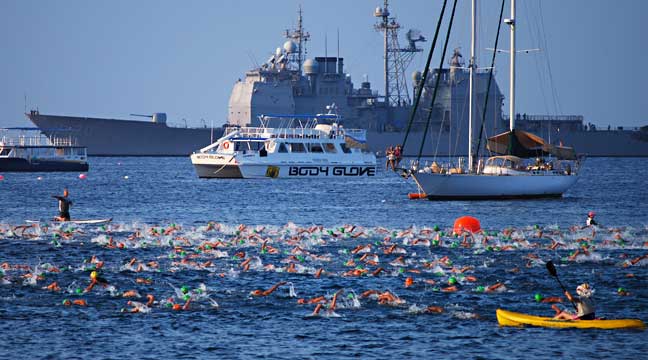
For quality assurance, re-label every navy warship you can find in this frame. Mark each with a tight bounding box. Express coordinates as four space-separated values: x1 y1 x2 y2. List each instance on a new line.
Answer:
27 2 648 157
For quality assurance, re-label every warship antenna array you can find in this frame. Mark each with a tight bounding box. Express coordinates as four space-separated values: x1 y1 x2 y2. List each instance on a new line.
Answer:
284 5 311 74
374 0 426 107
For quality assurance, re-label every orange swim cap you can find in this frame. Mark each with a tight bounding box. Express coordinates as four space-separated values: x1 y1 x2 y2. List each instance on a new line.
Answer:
90 271 97 279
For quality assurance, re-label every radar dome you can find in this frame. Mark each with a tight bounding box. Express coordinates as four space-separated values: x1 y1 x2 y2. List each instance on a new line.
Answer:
283 40 297 54
303 58 319 75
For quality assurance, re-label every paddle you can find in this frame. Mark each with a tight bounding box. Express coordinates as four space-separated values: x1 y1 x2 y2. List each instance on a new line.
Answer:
545 261 578 312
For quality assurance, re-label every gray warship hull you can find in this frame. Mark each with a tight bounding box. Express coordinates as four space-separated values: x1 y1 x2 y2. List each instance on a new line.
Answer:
27 112 221 156
25 111 648 157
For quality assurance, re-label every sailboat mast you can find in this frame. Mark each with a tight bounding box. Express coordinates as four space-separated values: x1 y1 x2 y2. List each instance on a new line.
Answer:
468 0 477 172
508 0 516 131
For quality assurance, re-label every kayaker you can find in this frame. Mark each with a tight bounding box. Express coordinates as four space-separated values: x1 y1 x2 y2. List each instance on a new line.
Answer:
553 283 596 320
53 188 72 221
586 212 597 226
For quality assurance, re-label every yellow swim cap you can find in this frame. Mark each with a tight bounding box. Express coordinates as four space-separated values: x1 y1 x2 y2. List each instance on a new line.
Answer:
90 271 97 279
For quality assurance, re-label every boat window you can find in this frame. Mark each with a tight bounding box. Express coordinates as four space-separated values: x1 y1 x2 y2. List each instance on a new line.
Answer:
0 148 10 156
309 143 324 153
340 143 352 154
289 143 306 153
323 143 337 153
278 143 288 153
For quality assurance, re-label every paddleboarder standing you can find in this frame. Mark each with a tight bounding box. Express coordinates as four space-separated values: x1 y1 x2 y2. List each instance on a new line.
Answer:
53 188 72 221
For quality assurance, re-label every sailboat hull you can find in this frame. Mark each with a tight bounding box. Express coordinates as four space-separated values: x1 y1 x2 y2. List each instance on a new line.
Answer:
411 172 579 200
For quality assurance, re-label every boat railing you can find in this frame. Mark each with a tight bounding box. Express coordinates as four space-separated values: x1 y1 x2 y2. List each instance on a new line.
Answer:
1 134 77 147
225 125 367 142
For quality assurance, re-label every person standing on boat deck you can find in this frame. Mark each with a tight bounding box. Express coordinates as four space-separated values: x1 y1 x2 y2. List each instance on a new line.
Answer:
586 212 597 226
53 188 72 221
553 283 596 320
394 145 402 168
386 146 395 171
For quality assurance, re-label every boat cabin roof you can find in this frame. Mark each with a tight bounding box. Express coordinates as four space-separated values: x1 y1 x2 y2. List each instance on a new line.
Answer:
486 155 523 164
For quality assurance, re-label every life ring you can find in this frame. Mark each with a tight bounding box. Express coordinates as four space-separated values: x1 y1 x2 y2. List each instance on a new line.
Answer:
222 142 230 150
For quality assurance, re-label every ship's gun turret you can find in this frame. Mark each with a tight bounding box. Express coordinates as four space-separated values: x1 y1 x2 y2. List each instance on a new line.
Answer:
130 113 167 124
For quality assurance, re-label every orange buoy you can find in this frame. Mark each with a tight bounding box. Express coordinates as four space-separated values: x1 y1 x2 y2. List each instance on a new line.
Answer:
453 216 481 235
408 193 427 199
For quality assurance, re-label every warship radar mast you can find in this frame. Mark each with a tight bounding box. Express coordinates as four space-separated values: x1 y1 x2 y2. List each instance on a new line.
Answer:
374 0 426 107
284 6 311 74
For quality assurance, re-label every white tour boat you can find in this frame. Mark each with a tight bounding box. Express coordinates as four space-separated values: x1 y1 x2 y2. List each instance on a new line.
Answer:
190 110 376 179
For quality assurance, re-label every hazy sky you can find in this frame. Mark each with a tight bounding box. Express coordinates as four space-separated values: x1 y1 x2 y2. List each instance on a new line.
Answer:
1 0 646 128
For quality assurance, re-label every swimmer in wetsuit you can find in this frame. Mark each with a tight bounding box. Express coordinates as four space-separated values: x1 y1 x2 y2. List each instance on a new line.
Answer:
84 270 109 293
53 188 72 221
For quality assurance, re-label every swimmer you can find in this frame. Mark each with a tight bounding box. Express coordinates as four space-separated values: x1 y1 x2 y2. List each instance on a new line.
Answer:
328 289 344 311
425 306 444 313
617 288 630 296
540 296 563 303
568 248 590 261
297 295 327 305
629 254 648 266
171 297 192 311
44 281 61 292
84 270 109 293
123 300 150 313
485 282 506 293
122 289 141 298
136 278 153 285
63 299 88 306
586 211 597 227
377 291 404 305
250 281 287 297
553 283 596 320
311 303 324 316
404 277 414 288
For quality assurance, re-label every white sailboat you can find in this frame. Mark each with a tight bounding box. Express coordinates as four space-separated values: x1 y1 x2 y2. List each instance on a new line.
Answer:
404 0 580 199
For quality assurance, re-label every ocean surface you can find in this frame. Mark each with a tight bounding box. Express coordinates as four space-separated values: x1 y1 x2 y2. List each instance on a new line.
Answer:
1 157 647 359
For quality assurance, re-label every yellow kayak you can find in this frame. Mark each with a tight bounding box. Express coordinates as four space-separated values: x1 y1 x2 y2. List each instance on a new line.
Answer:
497 309 646 329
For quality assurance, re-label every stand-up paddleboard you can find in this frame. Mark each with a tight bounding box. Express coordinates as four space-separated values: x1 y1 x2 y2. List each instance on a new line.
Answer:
26 218 112 225
497 309 646 329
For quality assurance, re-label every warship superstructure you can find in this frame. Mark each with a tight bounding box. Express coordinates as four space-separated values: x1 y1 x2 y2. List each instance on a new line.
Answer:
26 2 648 157
228 3 505 158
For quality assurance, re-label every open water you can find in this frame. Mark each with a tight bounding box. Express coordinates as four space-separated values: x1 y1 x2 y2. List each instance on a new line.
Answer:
1 157 647 359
